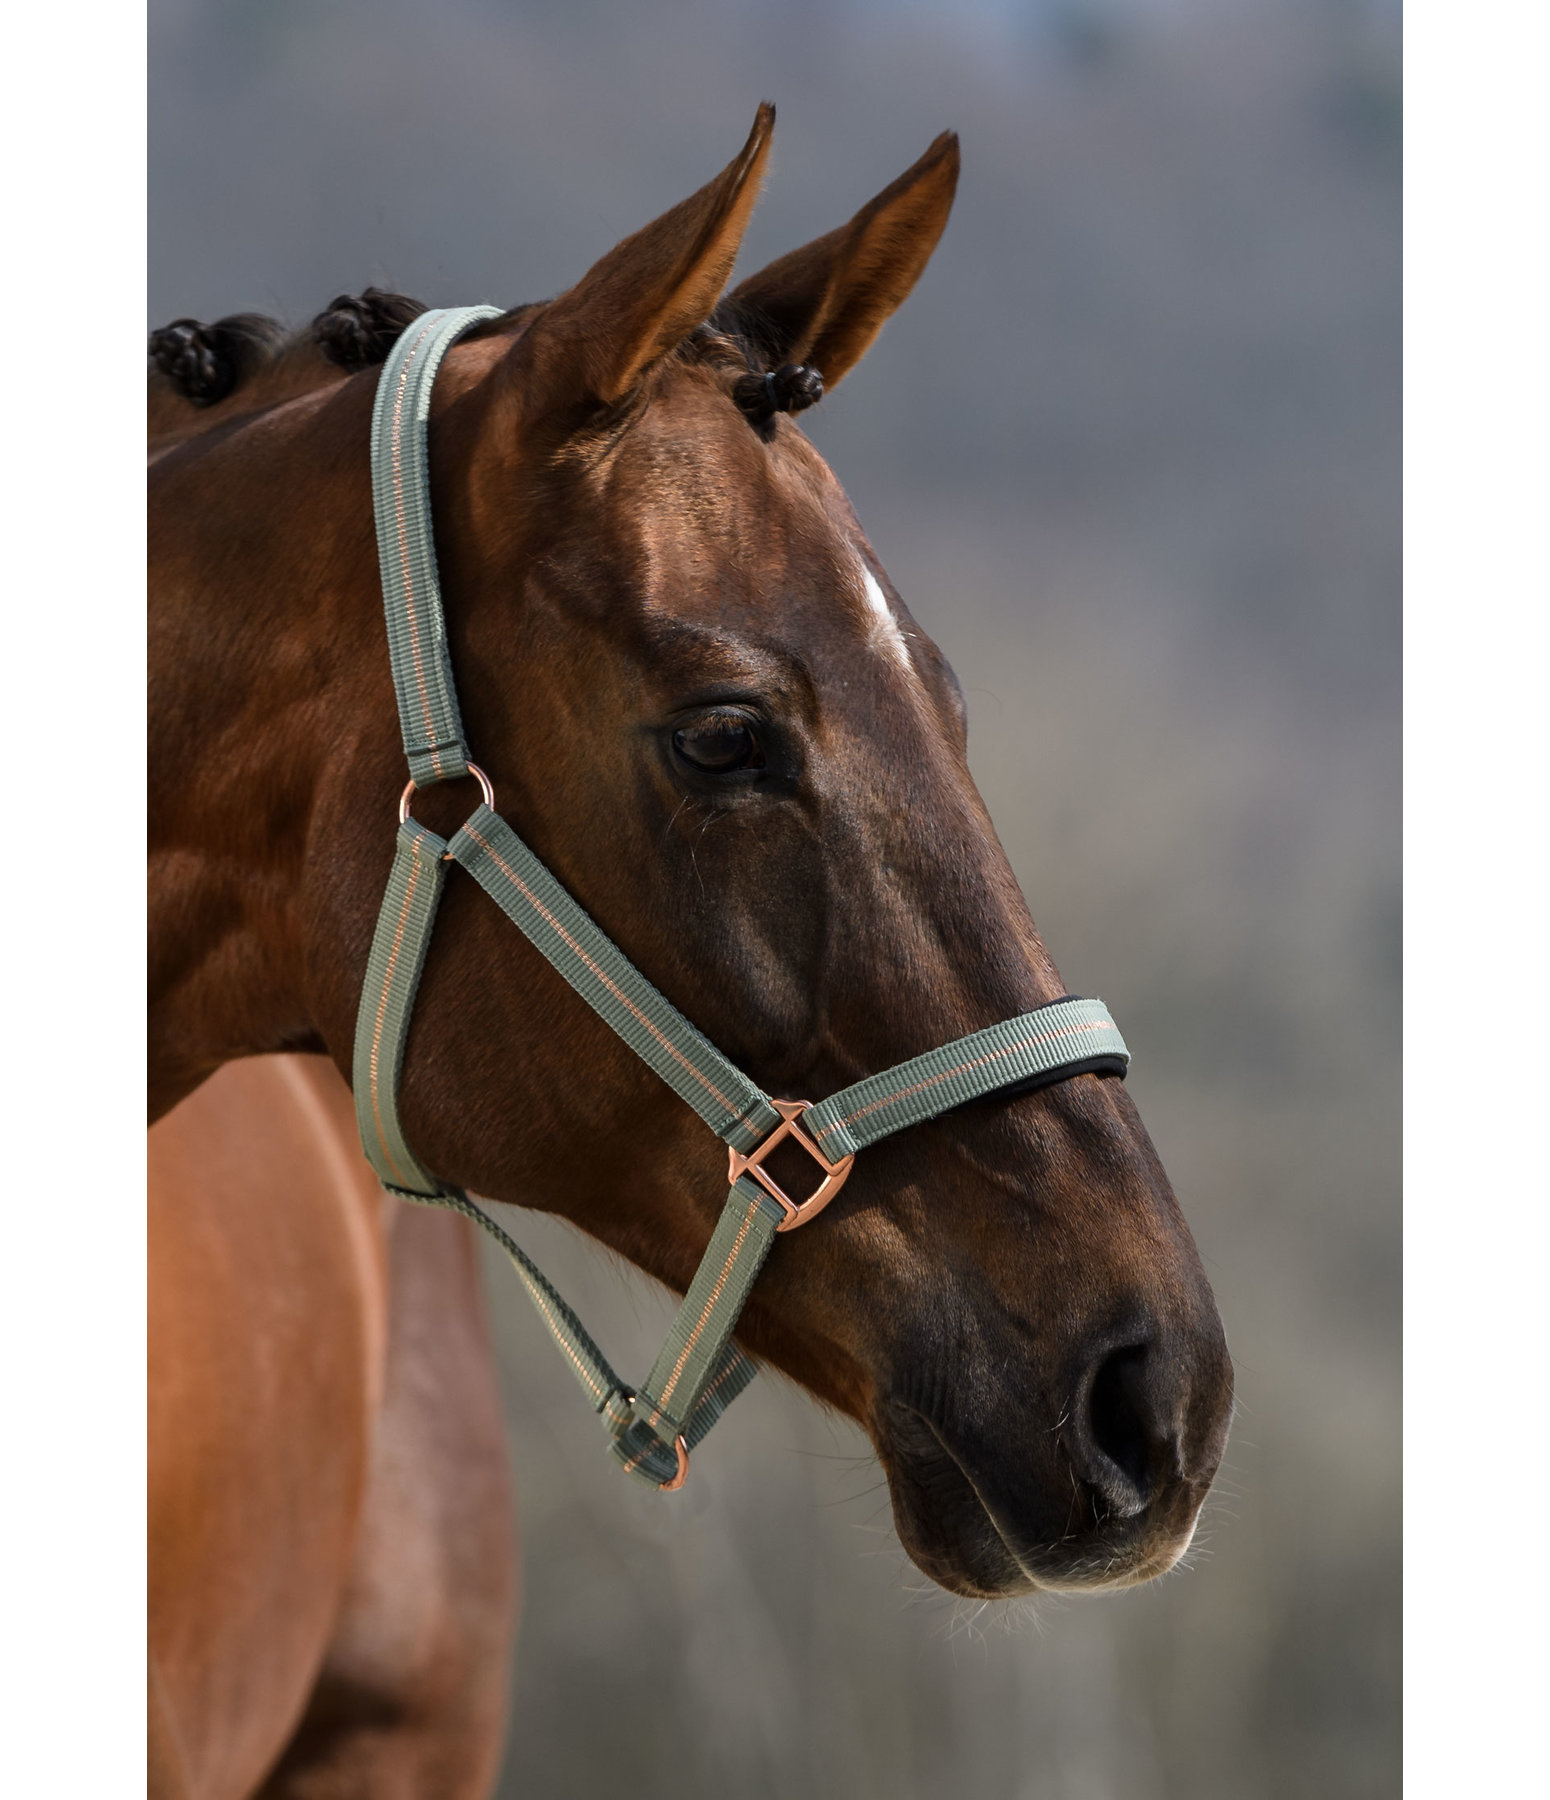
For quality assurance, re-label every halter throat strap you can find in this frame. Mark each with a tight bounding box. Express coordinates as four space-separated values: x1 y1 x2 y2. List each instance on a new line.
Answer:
352 308 1129 1490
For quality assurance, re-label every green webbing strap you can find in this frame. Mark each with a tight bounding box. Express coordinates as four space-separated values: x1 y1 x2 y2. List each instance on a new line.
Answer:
370 306 503 788
351 817 765 1475
611 1177 784 1484
447 804 782 1152
395 1183 758 1462
806 998 1129 1159
351 820 451 1198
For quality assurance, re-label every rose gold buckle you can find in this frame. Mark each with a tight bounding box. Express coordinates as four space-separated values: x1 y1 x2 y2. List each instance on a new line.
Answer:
727 1099 855 1232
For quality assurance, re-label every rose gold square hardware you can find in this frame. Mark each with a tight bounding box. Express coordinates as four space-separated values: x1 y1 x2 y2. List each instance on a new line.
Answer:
727 1099 855 1232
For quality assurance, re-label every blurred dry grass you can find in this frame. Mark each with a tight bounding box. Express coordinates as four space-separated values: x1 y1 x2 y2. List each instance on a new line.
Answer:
151 3 1399 1794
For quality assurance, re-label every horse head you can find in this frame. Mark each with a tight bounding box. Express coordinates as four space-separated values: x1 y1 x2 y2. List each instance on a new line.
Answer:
150 105 1231 1600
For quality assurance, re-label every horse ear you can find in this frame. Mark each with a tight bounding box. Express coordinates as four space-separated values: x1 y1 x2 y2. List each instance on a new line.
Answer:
726 131 959 391
514 104 773 416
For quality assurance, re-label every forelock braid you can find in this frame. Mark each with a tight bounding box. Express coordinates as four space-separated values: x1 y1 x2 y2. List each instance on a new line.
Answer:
732 362 824 434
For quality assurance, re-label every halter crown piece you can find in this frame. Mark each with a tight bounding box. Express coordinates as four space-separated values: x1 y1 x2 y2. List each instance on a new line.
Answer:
352 309 1130 1490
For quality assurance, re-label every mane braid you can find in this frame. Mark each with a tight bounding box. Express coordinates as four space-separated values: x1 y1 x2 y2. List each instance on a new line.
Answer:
312 288 430 373
148 289 535 416
148 312 287 407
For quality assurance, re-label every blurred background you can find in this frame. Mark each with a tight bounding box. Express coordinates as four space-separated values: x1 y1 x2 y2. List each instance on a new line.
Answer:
151 2 1400 1795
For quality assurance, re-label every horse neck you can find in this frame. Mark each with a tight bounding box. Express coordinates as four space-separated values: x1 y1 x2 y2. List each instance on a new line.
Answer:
148 376 391 1117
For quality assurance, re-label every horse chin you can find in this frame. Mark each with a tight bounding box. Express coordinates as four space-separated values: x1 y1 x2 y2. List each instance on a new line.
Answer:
880 1405 1202 1601
879 1407 1039 1599
892 1506 1040 1602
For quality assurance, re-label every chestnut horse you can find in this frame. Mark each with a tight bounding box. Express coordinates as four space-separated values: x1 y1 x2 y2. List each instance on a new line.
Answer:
150 108 1232 1798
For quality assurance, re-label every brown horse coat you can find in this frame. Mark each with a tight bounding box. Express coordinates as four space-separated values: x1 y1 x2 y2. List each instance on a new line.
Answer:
149 1057 513 1799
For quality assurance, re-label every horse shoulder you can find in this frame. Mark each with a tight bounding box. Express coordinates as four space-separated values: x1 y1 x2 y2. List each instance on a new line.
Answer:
258 1199 517 1800
149 1054 389 1800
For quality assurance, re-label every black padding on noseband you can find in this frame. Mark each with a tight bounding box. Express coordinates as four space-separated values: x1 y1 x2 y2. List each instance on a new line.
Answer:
994 1055 1130 1101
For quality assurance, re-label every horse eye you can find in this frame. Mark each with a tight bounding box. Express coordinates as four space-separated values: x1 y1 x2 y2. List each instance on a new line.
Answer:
672 714 761 773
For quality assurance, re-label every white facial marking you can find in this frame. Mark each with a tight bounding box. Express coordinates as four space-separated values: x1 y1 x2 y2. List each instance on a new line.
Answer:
858 563 913 672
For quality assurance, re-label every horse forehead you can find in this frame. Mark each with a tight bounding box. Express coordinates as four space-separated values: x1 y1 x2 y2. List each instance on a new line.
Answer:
603 405 913 660
613 420 828 545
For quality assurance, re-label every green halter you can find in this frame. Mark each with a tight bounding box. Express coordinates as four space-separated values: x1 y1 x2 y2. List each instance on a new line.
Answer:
352 307 1130 1490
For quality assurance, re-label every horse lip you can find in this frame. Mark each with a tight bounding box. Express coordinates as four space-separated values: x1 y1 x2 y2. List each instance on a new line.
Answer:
884 1401 1042 1596
884 1400 1174 1597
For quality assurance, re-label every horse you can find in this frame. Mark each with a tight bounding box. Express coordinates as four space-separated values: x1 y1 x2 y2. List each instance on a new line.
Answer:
149 106 1233 1798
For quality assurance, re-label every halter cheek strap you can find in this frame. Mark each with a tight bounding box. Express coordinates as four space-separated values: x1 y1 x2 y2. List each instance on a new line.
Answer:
353 309 1129 1490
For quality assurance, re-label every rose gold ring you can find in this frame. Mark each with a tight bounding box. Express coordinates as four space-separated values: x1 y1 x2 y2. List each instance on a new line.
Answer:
727 1099 856 1232
660 1434 690 1492
398 761 495 826
617 1393 689 1492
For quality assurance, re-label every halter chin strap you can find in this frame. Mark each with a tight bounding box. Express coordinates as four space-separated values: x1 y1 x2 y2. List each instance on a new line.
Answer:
352 309 1129 1489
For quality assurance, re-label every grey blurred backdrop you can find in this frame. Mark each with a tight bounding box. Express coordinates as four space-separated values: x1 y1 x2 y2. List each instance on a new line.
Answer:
151 2 1400 1795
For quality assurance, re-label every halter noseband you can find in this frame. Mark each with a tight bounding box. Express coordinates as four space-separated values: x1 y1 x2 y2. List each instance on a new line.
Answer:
352 309 1129 1491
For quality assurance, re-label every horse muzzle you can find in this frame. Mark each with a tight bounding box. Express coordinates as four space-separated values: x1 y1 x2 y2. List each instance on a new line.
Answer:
875 1322 1234 1599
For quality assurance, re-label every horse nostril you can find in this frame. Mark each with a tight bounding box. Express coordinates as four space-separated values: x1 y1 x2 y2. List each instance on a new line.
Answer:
1078 1344 1161 1516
